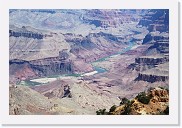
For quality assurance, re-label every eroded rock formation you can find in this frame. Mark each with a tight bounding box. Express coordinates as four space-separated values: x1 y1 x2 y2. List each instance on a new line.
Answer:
84 9 143 28
9 50 74 82
96 87 169 115
135 56 168 65
136 73 168 83
138 9 169 32
142 32 169 44
147 40 169 54
9 26 44 39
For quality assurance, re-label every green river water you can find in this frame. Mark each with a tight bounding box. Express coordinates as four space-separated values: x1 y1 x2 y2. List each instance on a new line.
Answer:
21 41 135 86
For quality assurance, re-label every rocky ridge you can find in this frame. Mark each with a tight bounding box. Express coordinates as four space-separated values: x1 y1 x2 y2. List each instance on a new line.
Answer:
96 87 169 115
9 50 75 83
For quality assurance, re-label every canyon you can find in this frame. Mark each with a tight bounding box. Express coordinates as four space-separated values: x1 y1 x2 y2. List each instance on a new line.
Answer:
9 9 169 115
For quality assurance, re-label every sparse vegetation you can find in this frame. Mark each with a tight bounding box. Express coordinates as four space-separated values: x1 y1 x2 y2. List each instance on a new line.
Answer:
120 99 134 115
96 86 169 115
95 99 135 115
163 106 169 115
120 97 129 105
96 109 108 115
109 105 117 113
136 92 152 104
96 105 117 115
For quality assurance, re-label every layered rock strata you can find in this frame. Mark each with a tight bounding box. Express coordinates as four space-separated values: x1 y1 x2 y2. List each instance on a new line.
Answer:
138 9 169 32
135 62 169 83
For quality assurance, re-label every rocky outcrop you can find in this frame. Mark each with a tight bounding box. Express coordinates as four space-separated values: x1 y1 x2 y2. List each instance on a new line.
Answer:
9 30 43 39
96 87 169 115
30 59 73 76
138 9 169 58
150 87 169 102
135 56 168 65
135 73 168 83
9 26 44 39
10 58 73 80
62 85 72 98
9 50 74 81
9 59 38 83
147 40 169 54
128 55 169 83
67 32 122 50
142 32 169 44
67 32 127 63
134 62 169 83
138 9 169 32
130 55 168 71
80 38 97 50
31 80 72 99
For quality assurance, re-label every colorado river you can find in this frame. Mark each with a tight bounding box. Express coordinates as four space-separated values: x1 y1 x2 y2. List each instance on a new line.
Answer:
92 40 135 73
21 40 135 86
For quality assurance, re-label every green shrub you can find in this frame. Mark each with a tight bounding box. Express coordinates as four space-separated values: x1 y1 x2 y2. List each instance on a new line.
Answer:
120 97 129 105
136 92 152 104
163 106 169 115
109 105 117 113
96 109 108 115
120 100 134 115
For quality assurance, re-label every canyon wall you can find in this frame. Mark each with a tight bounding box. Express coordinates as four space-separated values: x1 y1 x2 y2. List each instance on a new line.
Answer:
136 73 168 83
138 9 169 32
9 30 43 39
9 51 74 81
135 56 168 65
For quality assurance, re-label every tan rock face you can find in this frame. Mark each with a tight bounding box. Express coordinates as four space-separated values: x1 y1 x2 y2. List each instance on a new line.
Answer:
103 87 169 115
150 88 169 102
133 88 169 115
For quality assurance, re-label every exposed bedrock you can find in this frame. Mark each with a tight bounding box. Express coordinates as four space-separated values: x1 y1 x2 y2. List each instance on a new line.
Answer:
66 32 123 49
128 55 168 72
67 32 126 63
135 56 168 65
147 41 169 54
31 60 73 76
9 50 74 81
9 59 73 81
9 30 44 39
31 80 72 99
9 49 94 82
135 73 168 83
138 9 169 32
142 32 169 44
9 59 38 83
134 61 169 83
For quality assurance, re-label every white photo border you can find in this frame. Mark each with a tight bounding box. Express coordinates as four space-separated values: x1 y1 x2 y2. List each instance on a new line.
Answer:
0 0 179 125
